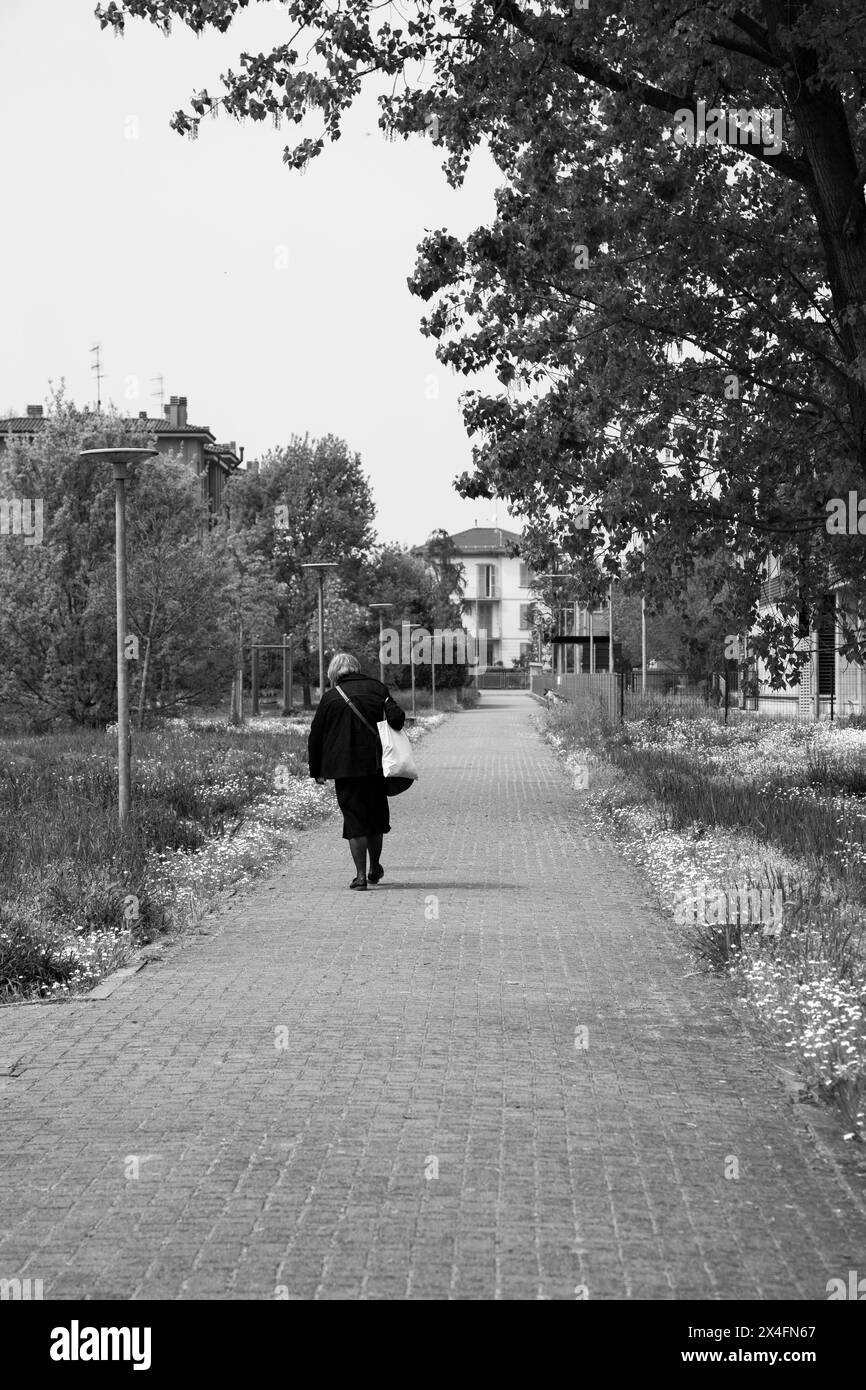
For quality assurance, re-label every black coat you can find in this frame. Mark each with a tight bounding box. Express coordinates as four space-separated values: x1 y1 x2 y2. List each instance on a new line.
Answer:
308 673 406 779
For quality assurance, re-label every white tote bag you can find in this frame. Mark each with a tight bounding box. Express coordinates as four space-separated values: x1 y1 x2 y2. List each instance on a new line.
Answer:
336 684 419 791
377 719 418 781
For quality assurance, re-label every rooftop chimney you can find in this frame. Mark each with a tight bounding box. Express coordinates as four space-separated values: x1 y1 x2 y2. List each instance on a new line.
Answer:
26 405 43 418
177 395 188 428
139 411 148 420
167 394 188 429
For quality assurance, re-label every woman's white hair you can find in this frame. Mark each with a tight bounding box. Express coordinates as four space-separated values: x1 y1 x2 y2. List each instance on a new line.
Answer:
328 651 361 685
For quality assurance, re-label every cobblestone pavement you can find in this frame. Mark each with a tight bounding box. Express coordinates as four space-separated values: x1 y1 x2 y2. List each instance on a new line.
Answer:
1 693 865 1301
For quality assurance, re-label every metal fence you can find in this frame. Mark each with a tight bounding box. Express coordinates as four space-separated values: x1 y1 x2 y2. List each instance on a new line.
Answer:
530 670 617 705
474 668 531 690
741 690 838 721
529 670 825 723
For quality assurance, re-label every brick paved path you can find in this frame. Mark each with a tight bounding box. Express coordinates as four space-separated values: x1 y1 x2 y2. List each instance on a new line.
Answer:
1 692 865 1300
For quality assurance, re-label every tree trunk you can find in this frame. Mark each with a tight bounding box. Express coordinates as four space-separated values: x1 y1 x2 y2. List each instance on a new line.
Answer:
764 1 866 473
230 617 244 725
136 595 158 732
301 630 312 708
137 634 152 733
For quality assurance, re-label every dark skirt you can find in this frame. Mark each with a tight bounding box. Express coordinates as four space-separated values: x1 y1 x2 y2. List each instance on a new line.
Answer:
334 774 391 839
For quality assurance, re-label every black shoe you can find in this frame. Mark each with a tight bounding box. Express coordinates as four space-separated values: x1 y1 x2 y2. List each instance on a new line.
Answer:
349 875 367 890
367 865 384 884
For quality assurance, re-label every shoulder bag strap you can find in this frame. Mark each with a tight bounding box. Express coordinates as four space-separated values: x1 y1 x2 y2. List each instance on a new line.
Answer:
335 685 384 764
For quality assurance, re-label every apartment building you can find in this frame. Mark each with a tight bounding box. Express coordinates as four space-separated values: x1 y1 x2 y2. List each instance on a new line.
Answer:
0 395 242 520
448 525 535 667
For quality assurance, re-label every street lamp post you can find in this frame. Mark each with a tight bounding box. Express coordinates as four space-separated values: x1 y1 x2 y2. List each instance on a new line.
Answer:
370 603 393 685
641 596 647 694
78 447 158 825
401 620 422 719
409 624 418 719
301 561 338 702
282 633 293 715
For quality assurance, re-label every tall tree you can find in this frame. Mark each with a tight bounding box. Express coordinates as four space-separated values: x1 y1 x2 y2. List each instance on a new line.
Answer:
0 394 252 726
96 0 866 671
126 456 239 721
227 434 376 704
413 528 468 627
0 392 141 727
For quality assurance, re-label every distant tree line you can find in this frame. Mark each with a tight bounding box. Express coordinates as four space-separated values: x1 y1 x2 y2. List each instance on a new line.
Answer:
0 392 470 729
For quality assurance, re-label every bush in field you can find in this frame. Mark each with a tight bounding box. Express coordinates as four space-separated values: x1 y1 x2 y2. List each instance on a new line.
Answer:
0 905 73 996
0 903 129 998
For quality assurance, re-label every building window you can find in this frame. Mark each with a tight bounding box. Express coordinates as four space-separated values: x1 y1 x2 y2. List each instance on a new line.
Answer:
476 601 495 634
519 603 534 629
518 562 532 588
476 563 497 598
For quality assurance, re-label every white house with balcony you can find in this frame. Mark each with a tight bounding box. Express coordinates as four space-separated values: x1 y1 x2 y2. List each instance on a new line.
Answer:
736 554 865 719
447 525 535 667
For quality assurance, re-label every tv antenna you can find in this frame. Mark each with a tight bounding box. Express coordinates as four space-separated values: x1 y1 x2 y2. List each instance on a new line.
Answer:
150 374 165 412
90 343 104 412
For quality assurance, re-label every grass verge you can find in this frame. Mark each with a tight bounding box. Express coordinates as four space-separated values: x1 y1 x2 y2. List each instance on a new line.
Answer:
540 697 866 1139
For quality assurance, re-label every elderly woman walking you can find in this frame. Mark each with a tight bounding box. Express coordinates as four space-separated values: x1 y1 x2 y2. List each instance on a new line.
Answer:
308 652 407 890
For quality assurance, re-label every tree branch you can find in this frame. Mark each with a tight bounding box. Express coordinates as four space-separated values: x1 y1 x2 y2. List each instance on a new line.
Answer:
492 0 813 186
729 8 773 53
708 32 776 68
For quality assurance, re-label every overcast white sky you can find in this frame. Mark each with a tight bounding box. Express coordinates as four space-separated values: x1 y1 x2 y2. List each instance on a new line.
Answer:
0 0 512 544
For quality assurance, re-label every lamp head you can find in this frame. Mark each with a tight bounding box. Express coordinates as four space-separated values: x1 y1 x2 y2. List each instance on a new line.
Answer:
78 446 159 480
